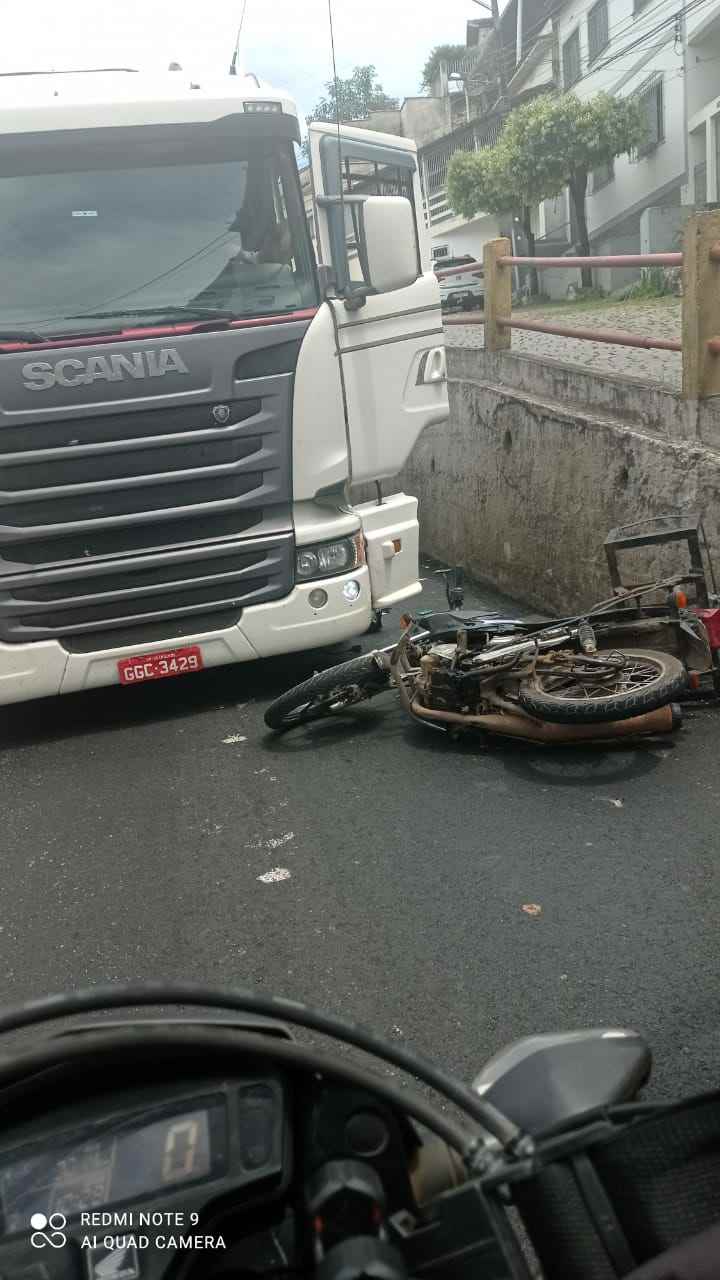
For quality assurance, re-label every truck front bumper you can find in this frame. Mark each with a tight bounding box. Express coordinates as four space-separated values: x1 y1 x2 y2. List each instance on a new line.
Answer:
0 568 374 707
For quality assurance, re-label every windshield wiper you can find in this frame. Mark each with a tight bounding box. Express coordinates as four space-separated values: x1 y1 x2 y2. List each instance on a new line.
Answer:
63 306 239 322
0 329 49 343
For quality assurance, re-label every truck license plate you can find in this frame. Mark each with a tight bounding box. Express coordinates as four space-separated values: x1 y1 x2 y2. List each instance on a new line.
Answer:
117 646 204 685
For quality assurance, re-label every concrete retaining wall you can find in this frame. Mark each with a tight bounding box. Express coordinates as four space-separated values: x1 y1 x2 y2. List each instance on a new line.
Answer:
390 345 720 614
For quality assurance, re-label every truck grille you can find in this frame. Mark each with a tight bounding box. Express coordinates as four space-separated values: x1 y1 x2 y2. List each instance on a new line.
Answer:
0 536 294 642
0 390 294 643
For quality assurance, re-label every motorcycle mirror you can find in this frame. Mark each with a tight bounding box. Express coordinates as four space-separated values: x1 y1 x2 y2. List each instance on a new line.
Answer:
472 1028 651 1135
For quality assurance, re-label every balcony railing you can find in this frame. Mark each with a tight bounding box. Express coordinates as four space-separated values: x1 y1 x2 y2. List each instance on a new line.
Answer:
419 113 505 227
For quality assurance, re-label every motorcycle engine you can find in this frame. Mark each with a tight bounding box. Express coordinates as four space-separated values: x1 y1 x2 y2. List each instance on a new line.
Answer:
417 644 478 713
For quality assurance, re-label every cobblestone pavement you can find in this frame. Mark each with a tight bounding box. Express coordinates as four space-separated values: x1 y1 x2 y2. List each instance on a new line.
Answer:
446 298 682 390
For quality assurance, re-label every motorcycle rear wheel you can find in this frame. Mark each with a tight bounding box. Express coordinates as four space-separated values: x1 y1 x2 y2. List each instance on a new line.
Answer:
264 654 389 730
517 648 687 724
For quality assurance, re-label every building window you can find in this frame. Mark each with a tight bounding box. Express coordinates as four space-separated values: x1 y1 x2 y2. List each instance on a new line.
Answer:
588 0 609 62
562 28 581 88
635 77 664 156
592 159 614 191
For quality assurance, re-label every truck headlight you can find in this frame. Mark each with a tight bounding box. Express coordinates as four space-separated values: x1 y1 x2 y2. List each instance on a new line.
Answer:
296 534 365 581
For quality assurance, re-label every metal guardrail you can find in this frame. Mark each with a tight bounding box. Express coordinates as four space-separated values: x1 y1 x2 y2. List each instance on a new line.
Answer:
435 251 681 280
498 315 681 353
499 252 683 269
441 217 720 399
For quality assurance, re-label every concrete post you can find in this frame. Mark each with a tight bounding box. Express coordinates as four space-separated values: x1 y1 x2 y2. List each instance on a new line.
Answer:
682 210 720 399
483 237 512 351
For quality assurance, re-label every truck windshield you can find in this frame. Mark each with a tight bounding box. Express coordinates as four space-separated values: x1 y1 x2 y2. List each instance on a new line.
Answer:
0 138 318 338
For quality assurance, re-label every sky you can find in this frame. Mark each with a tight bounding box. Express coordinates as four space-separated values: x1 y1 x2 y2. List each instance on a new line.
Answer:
0 0 481 130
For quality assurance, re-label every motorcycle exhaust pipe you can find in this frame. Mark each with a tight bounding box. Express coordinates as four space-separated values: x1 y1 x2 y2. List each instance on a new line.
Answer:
410 700 681 742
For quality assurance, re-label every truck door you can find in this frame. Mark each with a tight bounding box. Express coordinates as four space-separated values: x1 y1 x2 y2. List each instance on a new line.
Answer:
308 122 448 487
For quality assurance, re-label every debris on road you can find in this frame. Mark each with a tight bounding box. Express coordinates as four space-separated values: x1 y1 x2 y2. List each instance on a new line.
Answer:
222 733 247 744
522 903 543 916
257 867 292 883
266 832 294 849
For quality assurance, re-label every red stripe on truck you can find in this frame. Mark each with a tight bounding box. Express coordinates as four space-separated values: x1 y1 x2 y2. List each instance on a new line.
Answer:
0 308 320 354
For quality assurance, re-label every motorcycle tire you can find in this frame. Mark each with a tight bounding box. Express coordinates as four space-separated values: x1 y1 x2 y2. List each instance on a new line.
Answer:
264 654 389 731
517 647 687 724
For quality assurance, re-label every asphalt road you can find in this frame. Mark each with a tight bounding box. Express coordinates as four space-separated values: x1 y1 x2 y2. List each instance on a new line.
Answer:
1 567 719 1104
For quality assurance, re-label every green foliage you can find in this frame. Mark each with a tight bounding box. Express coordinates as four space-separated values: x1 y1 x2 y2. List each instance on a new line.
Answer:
447 146 520 220
619 267 677 300
307 65 397 129
420 44 468 91
447 91 647 220
302 64 397 161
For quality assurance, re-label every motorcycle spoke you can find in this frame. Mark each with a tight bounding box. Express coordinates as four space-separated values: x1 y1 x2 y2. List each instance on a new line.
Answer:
539 658 661 702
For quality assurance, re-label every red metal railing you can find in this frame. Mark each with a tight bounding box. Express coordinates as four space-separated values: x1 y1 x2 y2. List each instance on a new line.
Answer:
434 262 485 279
499 252 683 270
435 232 720 395
441 250 686 355
445 311 683 352
434 251 682 279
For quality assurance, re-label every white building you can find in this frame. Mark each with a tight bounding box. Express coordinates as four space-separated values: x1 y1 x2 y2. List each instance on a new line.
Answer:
510 0 720 289
303 0 720 282
417 5 554 265
299 14 525 269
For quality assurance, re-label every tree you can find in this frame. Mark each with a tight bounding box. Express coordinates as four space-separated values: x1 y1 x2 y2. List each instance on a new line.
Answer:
302 65 397 159
449 142 544 295
420 44 467 92
448 92 646 288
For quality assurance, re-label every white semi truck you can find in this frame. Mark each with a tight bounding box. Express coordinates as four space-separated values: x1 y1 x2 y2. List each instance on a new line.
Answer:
0 68 448 705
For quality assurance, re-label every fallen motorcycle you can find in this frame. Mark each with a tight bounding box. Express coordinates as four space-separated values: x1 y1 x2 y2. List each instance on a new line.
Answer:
267 511 720 742
264 573 712 742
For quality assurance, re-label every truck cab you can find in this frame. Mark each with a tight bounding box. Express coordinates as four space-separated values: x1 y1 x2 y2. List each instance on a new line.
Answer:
0 69 448 704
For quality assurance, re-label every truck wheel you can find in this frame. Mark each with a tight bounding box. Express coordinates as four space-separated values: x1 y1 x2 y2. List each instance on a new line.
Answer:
264 654 389 731
517 648 687 724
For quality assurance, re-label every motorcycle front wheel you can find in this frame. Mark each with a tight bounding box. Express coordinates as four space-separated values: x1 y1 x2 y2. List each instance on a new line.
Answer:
264 654 390 731
517 648 687 724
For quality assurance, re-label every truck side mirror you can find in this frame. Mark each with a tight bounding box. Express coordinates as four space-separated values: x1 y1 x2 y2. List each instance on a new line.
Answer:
361 196 419 294
472 1028 651 1135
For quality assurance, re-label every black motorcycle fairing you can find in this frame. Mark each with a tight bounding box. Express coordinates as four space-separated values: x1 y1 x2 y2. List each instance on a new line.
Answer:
415 611 548 643
473 1029 651 1136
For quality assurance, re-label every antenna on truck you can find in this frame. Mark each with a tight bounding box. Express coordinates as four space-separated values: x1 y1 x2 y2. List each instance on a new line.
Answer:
229 0 249 75
327 0 348 283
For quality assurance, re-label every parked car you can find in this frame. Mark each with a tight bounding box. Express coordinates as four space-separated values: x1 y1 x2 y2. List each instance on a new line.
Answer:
434 254 484 311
